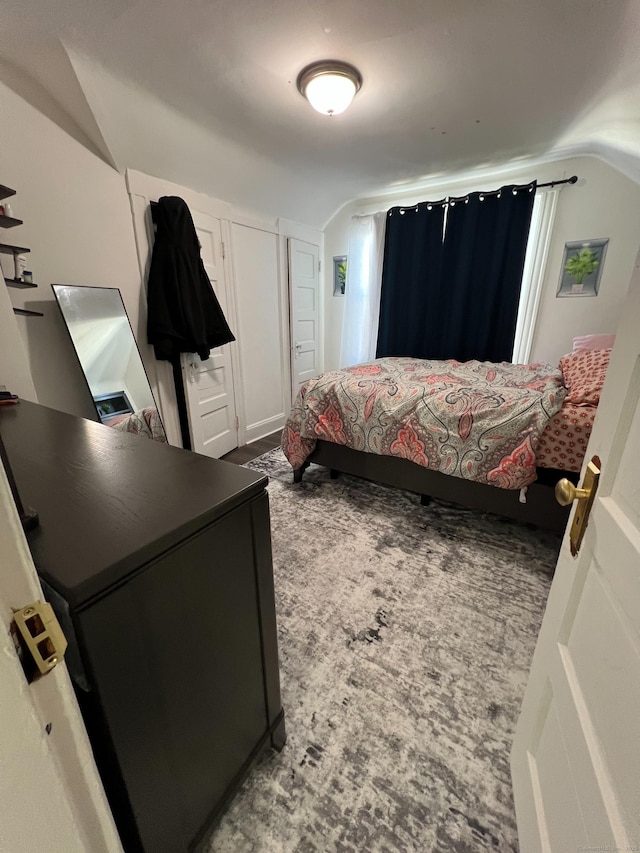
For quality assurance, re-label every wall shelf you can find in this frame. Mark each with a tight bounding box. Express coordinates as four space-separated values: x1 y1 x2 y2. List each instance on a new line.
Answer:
5 278 37 289
3 183 40 319
0 242 30 256
13 307 44 317
0 214 23 229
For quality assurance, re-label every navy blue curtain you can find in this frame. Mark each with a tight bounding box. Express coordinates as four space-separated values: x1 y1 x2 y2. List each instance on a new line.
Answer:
376 182 537 363
375 202 446 360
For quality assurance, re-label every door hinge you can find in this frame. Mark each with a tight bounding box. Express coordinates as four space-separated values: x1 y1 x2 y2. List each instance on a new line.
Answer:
318 259 321 273
234 416 239 430
221 241 226 260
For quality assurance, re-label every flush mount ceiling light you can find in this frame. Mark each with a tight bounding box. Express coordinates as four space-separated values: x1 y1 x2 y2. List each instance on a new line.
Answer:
296 61 362 116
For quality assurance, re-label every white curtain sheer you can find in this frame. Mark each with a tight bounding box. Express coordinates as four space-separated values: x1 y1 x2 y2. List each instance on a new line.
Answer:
338 191 554 369
339 211 387 368
512 188 559 363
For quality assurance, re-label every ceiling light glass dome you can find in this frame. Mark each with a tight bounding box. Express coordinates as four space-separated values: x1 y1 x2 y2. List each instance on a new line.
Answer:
297 61 363 116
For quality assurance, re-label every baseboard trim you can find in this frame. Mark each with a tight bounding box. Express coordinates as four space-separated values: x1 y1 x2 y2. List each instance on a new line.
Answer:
245 414 285 444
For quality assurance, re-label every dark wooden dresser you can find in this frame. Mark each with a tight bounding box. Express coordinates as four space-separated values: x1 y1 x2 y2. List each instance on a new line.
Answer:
0 401 285 853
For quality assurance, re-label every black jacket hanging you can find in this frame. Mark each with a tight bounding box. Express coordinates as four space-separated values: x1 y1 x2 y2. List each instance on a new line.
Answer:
146 196 235 361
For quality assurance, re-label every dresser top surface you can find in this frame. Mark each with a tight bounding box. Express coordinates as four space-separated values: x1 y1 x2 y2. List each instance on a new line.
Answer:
0 401 269 606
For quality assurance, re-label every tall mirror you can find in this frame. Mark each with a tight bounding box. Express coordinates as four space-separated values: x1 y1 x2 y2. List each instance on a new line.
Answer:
52 285 167 442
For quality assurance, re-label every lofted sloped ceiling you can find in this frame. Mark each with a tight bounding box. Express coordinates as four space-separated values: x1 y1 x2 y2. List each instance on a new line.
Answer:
1 0 640 226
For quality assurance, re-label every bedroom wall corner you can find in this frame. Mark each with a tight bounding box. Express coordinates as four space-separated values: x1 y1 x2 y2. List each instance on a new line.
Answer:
322 156 640 371
528 156 640 364
323 200 357 371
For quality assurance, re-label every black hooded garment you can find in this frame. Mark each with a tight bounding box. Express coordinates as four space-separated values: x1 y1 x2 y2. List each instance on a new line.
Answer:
146 196 235 361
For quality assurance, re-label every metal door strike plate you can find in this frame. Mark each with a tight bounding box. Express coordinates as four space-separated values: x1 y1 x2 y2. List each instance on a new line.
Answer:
11 601 68 682
569 458 600 556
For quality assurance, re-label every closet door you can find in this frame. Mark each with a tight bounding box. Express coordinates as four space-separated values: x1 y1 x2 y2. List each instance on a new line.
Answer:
288 238 320 401
231 223 288 444
183 211 238 458
127 169 238 451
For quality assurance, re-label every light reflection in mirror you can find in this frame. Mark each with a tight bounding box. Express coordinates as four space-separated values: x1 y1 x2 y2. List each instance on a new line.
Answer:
52 285 167 443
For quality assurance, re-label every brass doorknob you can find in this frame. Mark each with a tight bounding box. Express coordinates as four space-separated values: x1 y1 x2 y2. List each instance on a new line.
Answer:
555 478 591 507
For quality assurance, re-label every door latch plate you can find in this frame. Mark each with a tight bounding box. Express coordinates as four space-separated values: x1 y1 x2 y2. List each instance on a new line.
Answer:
11 601 68 682
569 458 600 556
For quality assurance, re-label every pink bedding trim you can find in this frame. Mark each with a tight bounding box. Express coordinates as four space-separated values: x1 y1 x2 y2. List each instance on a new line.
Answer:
572 334 615 352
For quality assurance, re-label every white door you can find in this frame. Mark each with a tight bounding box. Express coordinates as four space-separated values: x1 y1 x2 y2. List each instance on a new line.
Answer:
183 212 238 458
511 251 640 851
289 238 320 401
0 467 122 852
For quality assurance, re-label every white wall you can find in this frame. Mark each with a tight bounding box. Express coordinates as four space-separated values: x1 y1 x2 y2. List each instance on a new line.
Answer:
68 49 339 230
323 200 357 372
529 158 640 364
0 271 37 401
0 82 310 448
0 80 142 422
323 156 640 370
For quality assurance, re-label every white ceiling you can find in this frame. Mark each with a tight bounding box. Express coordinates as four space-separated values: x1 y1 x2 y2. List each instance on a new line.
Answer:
1 0 640 226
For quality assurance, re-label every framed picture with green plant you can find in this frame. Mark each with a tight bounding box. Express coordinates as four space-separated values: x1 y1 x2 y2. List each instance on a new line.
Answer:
557 238 608 297
333 255 347 297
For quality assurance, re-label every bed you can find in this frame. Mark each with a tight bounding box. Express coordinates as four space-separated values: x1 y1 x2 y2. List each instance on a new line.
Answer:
282 344 612 531
107 407 167 443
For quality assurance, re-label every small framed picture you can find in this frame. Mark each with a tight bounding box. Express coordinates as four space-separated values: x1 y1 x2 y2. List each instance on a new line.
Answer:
557 238 608 298
333 256 347 297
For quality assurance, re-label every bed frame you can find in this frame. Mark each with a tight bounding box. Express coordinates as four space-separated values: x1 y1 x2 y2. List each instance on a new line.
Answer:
293 440 576 532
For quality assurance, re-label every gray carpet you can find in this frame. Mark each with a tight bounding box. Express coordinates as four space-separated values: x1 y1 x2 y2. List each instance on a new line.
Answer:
205 450 560 853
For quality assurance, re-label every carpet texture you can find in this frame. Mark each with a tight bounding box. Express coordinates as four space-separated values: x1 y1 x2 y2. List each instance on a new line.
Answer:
204 450 561 853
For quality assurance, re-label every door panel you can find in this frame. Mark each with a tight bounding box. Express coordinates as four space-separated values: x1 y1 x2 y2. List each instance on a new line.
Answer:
183 213 238 458
289 238 320 399
230 224 288 442
511 252 640 850
533 696 588 847
0 467 121 852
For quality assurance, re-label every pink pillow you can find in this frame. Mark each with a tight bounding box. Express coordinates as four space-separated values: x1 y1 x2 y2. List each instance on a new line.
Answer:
572 334 615 353
560 348 611 405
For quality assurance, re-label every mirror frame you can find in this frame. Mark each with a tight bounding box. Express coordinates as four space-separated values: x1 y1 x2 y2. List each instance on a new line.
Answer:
51 283 166 438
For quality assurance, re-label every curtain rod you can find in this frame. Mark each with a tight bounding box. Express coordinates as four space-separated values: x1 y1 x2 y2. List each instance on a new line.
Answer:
148 176 578 220
449 174 578 203
537 175 578 190
392 175 578 213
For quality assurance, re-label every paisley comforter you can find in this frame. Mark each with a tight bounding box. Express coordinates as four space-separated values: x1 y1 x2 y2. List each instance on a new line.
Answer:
282 357 566 490
110 407 167 443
